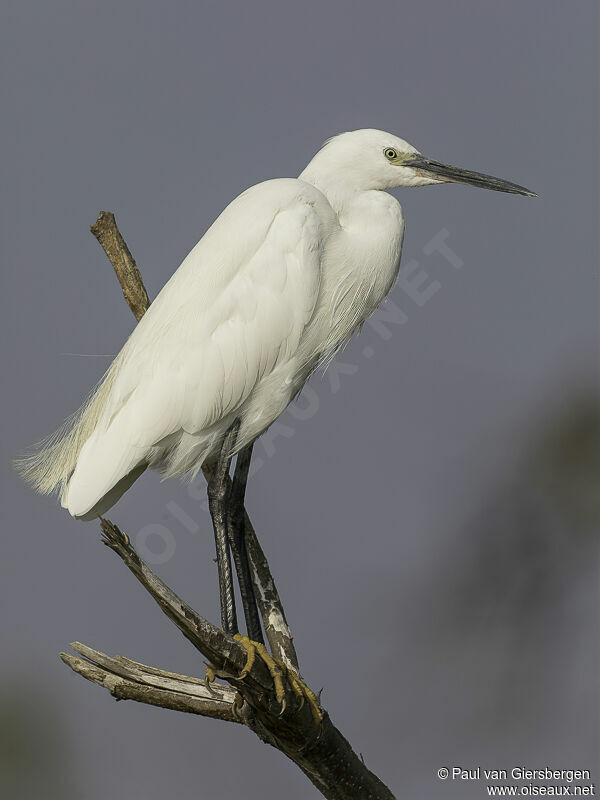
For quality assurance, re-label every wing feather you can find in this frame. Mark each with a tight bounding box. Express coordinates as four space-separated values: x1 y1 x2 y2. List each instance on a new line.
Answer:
64 179 331 517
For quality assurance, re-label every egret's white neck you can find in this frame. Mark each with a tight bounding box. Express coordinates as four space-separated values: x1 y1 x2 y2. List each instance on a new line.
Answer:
298 165 364 216
297 164 406 369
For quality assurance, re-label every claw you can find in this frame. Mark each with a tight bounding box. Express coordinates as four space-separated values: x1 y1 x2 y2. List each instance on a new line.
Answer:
235 634 285 703
233 634 323 724
204 664 218 695
234 633 256 679
276 656 322 722
285 670 305 700
302 683 323 723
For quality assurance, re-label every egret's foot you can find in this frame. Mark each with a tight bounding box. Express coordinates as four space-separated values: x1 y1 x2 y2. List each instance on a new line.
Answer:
234 634 322 723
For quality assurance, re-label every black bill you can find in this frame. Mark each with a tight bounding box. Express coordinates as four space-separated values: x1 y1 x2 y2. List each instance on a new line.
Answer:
403 154 537 197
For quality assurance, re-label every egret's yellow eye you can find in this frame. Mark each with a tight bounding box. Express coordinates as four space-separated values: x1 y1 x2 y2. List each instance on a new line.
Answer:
384 148 397 160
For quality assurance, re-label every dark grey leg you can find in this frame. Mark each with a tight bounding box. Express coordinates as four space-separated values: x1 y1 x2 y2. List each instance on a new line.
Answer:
207 421 239 635
228 443 264 644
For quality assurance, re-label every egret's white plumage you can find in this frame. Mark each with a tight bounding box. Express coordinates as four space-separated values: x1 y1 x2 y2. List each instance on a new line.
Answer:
17 129 534 519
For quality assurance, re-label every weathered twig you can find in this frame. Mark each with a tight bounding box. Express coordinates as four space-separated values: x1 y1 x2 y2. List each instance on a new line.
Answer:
61 211 397 800
96 521 394 800
91 211 149 321
245 510 299 671
61 639 395 800
99 518 274 696
61 643 238 722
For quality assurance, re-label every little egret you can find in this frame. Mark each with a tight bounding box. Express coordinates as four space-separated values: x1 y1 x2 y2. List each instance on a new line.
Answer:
18 128 535 638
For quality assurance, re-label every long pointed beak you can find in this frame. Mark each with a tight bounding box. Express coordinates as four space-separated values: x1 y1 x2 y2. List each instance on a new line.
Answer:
403 154 537 197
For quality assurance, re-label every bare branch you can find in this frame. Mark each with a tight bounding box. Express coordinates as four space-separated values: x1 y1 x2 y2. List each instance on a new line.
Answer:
244 512 299 671
60 644 239 722
70 642 237 704
59 211 399 799
99 518 274 696
91 211 150 320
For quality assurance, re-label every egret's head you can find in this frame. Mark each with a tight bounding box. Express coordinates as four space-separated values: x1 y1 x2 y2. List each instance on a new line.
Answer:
302 128 536 197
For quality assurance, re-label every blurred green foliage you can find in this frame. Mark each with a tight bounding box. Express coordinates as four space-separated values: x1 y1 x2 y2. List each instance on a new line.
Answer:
0 681 80 800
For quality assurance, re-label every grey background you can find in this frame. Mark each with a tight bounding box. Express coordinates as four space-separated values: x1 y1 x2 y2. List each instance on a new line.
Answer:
1 1 598 798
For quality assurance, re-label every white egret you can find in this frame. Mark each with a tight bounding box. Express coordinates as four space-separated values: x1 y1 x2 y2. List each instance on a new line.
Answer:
18 128 535 638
